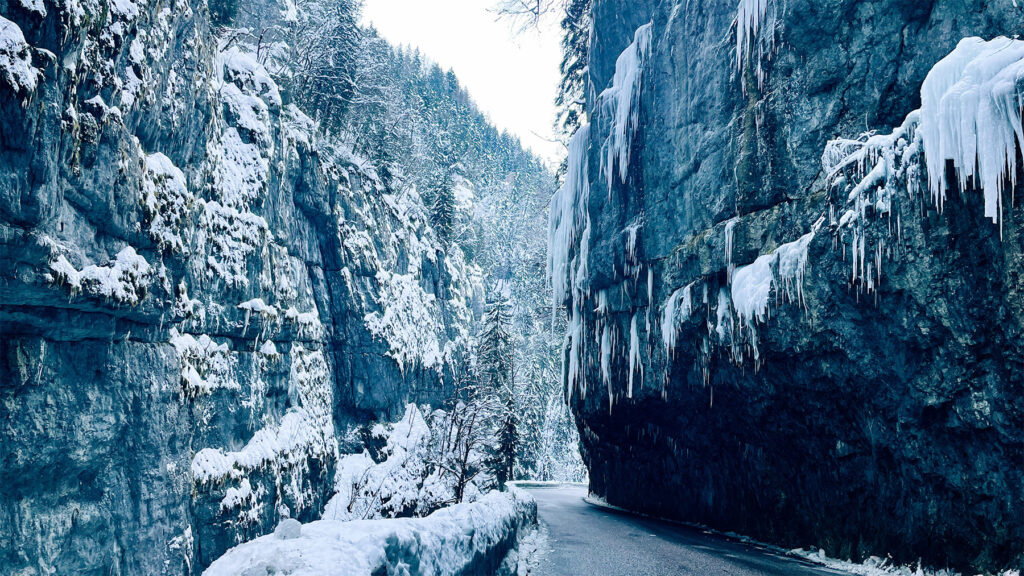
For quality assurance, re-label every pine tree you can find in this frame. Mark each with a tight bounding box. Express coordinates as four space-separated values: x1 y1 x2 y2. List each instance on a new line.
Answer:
556 0 592 137
431 174 456 247
478 296 516 485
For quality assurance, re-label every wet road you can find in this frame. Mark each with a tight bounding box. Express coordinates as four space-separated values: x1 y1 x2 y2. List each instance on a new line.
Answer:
522 484 848 576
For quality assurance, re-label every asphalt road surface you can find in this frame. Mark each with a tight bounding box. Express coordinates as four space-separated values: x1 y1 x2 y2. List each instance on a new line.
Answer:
522 484 849 576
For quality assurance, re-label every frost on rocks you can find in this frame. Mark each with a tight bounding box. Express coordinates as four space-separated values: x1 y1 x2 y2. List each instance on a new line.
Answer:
198 47 277 286
197 200 270 287
364 271 443 371
191 346 337 515
169 328 239 400
48 246 153 305
142 152 193 253
203 490 536 576
18 0 46 17
598 23 652 195
220 478 266 532
0 16 41 94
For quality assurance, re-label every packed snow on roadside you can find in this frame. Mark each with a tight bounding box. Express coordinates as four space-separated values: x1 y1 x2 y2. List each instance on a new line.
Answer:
203 489 537 576
790 547 1021 576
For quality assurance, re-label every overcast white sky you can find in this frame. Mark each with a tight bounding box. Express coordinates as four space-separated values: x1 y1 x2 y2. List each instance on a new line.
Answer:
361 0 565 165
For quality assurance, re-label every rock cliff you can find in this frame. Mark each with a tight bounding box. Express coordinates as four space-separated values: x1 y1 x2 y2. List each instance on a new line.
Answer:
557 0 1024 572
0 0 480 573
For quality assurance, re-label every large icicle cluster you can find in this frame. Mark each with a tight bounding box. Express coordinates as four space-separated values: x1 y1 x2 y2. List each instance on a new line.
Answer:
734 0 776 89
552 23 658 406
549 124 593 399
549 123 592 313
830 36 1024 229
824 36 1024 296
598 23 653 194
919 37 1024 225
660 283 695 355
730 218 822 361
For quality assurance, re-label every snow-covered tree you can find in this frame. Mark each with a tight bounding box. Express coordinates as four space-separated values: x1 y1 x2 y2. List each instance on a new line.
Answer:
556 0 592 137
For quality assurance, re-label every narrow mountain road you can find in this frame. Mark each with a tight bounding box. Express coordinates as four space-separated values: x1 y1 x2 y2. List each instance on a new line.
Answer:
521 484 849 576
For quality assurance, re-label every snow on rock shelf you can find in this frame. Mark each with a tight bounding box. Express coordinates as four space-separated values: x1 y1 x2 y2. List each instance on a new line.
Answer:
0 16 40 94
191 346 337 518
47 245 153 305
203 490 538 576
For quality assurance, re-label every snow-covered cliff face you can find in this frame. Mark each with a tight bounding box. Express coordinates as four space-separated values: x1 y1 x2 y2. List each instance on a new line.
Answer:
0 0 480 573
559 0 1024 572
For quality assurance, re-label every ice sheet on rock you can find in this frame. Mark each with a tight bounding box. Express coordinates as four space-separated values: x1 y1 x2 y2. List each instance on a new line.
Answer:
598 23 653 194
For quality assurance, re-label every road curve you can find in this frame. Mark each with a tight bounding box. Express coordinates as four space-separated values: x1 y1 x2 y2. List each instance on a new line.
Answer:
521 484 848 576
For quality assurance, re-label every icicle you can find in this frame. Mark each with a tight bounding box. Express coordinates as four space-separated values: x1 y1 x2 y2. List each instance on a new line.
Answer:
725 217 739 283
598 23 653 195
661 282 695 355
628 313 643 398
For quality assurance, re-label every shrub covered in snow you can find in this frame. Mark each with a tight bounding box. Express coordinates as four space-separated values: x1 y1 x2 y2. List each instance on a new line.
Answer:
324 400 505 522
142 152 194 253
169 328 239 399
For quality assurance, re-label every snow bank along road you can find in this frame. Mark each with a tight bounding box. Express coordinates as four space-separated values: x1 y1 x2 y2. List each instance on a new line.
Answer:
522 484 848 576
